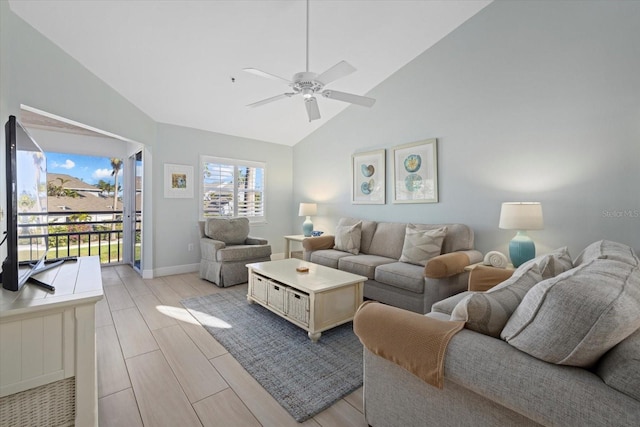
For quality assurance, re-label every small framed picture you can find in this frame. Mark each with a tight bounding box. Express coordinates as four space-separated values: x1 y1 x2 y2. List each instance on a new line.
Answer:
392 139 438 203
352 149 386 204
164 163 194 198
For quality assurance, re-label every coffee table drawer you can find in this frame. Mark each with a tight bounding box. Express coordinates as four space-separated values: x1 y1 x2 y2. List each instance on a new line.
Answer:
251 274 269 303
267 281 287 313
287 288 309 326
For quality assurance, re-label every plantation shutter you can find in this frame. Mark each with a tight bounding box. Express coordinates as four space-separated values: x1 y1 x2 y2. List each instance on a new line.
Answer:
201 156 265 222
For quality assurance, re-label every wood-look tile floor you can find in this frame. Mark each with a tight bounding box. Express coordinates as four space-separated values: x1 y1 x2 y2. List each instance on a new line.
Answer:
97 265 367 427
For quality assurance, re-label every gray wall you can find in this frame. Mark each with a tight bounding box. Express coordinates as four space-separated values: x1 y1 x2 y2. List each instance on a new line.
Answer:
153 123 293 274
292 0 640 259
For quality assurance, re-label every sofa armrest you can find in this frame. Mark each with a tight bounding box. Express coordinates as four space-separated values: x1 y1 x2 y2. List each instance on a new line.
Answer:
354 301 464 388
468 264 514 291
424 250 482 278
245 236 268 245
302 235 335 251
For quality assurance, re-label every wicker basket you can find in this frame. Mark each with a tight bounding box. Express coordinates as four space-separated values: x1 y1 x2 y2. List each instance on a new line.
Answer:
0 377 75 427
287 288 310 326
267 281 287 313
251 274 269 303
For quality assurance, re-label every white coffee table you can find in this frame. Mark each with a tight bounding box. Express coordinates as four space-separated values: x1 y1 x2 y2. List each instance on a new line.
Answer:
246 259 366 342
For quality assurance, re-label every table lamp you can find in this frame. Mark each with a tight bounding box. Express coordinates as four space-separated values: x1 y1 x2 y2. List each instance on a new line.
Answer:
499 202 544 267
299 203 317 237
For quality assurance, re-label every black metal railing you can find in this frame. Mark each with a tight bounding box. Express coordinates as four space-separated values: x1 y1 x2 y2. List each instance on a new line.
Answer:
17 210 141 265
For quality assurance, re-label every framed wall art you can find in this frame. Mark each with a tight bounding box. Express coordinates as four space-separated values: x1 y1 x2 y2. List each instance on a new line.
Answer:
392 139 438 203
351 149 386 204
164 163 194 198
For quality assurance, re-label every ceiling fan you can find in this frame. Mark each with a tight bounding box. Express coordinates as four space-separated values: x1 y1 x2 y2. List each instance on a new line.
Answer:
243 0 376 122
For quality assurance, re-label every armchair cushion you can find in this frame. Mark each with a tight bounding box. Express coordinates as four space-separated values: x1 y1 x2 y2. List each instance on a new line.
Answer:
216 245 272 262
204 217 249 244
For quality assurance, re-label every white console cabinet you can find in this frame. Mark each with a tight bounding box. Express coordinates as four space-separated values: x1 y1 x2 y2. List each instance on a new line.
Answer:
0 256 103 427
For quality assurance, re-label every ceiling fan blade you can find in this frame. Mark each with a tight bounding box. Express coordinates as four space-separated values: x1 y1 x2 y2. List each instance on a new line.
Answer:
246 93 295 108
317 60 356 85
305 97 321 122
243 68 291 85
321 90 376 107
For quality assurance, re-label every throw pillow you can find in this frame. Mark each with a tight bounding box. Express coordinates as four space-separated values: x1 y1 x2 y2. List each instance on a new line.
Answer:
573 239 639 267
501 258 640 367
450 263 543 337
517 246 573 279
399 225 447 267
333 221 362 255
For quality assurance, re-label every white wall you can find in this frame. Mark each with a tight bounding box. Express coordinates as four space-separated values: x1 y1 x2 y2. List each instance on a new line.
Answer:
1 3 294 277
153 123 293 275
0 1 157 270
292 1 640 258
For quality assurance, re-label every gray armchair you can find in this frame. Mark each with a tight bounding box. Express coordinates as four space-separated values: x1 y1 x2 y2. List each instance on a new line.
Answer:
199 217 271 287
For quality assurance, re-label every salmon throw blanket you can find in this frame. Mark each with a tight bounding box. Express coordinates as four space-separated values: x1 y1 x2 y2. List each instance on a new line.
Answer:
353 301 464 388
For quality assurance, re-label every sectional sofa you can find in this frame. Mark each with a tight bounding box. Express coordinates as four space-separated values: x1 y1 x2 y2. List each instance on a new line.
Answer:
355 240 640 426
302 217 482 313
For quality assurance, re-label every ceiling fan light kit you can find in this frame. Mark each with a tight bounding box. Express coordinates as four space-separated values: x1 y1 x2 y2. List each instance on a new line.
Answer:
244 0 376 122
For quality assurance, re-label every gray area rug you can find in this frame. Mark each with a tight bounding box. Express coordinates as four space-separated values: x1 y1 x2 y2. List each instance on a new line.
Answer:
181 287 363 422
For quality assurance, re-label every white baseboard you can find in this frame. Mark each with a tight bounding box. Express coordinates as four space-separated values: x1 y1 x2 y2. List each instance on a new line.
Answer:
152 263 200 278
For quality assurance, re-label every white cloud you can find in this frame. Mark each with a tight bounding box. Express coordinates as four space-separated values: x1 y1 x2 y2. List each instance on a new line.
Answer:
53 159 75 169
92 168 113 179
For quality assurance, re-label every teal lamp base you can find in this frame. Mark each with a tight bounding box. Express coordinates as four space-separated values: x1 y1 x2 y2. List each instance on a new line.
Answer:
509 231 536 267
302 216 313 237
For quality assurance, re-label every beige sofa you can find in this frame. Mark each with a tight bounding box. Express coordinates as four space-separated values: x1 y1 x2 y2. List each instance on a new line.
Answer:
355 240 640 426
302 217 482 313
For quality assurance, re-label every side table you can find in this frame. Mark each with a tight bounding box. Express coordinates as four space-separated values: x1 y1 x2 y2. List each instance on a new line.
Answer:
283 235 306 259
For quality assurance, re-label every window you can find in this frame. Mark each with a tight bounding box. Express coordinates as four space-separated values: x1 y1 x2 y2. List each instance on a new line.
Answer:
200 155 265 222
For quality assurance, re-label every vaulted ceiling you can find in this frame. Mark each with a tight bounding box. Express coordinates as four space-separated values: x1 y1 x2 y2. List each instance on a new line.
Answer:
9 1 491 146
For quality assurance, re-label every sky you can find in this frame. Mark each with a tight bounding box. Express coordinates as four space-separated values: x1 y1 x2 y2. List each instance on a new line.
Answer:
46 152 122 185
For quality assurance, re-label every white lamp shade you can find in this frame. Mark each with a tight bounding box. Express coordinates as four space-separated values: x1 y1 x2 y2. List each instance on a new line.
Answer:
499 202 544 230
298 203 317 216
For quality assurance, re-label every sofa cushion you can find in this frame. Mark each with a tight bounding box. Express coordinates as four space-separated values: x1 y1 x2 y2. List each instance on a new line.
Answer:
338 255 396 280
518 246 573 279
451 263 543 337
399 225 447 267
374 262 425 294
338 218 377 254
334 221 362 254
204 217 249 244
595 328 640 401
501 258 640 367
368 222 408 259
573 239 639 267
309 249 352 269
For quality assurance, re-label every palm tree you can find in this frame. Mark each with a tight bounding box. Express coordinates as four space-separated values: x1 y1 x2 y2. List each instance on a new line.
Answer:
110 158 123 232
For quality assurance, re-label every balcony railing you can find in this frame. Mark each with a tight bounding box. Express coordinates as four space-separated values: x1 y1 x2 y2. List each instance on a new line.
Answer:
18 210 141 265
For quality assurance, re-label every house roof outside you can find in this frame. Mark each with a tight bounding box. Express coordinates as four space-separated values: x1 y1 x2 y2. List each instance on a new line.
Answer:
47 172 120 214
